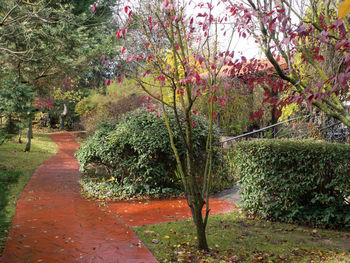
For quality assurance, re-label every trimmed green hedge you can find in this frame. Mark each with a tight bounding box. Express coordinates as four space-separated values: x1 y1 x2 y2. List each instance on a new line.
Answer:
75 108 229 198
230 139 350 227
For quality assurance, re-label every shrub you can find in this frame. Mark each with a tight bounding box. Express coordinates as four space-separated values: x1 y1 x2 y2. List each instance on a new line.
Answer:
77 94 145 135
75 107 227 199
230 139 350 227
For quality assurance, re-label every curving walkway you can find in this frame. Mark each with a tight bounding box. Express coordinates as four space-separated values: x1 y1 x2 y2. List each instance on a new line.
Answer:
1 132 237 263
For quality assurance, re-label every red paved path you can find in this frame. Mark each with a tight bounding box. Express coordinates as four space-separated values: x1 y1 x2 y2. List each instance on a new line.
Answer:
107 198 236 227
1 132 236 263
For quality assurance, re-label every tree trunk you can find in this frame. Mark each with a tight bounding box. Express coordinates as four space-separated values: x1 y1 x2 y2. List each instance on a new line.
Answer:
24 115 32 152
270 88 280 138
189 200 209 250
160 104 210 251
271 107 278 138
60 103 68 130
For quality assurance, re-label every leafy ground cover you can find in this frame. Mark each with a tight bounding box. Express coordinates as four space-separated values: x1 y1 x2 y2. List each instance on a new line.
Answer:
0 130 58 254
134 211 350 262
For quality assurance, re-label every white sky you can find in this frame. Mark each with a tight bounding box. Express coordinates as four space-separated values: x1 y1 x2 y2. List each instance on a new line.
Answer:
186 0 262 59
114 0 262 59
185 0 307 59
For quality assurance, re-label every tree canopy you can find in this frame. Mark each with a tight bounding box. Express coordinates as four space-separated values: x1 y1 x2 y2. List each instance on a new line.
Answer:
0 0 121 149
231 0 350 128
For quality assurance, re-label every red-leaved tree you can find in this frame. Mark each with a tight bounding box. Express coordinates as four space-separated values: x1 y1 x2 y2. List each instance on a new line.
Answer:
229 0 350 128
93 0 240 250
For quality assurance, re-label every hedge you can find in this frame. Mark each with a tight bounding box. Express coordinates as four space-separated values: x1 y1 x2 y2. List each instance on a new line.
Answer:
230 139 350 227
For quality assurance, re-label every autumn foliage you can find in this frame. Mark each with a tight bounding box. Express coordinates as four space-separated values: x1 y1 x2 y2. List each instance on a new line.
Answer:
231 0 350 128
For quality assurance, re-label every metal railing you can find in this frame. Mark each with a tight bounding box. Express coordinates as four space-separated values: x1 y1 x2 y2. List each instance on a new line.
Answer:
219 114 350 148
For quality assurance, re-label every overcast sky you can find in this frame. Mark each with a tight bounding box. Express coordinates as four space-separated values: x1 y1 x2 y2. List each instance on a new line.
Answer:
114 0 262 58
186 0 262 59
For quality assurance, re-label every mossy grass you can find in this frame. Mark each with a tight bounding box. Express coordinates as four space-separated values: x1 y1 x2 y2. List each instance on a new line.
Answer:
0 129 58 255
134 211 350 262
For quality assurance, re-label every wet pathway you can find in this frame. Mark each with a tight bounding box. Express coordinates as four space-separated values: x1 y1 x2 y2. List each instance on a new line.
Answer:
1 133 157 263
106 198 236 227
1 132 237 263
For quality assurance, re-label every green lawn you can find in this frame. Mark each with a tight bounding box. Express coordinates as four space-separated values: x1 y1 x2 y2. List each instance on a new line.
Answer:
0 130 58 254
134 211 350 262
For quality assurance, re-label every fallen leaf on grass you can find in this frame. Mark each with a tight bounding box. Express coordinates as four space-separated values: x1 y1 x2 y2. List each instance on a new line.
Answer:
152 239 159 244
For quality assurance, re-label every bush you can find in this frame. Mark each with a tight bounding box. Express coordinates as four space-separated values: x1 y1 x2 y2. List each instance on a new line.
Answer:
230 139 350 227
75 107 228 199
77 94 145 135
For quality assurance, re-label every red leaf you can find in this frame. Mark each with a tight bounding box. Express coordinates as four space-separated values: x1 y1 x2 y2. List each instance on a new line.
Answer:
177 89 184 95
306 94 314 107
269 17 278 31
90 6 96 14
275 109 282 118
317 55 324 62
197 56 204 64
105 79 112 86
121 46 126 54
197 13 208 17
122 28 127 37
220 97 227 107
143 69 151 77
161 0 169 9
208 96 218 103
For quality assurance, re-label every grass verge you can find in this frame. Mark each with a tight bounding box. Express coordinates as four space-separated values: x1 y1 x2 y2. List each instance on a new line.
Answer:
0 129 58 255
134 211 350 262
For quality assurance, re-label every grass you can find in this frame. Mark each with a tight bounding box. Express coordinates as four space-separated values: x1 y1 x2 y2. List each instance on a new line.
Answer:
134 211 350 262
0 129 58 254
